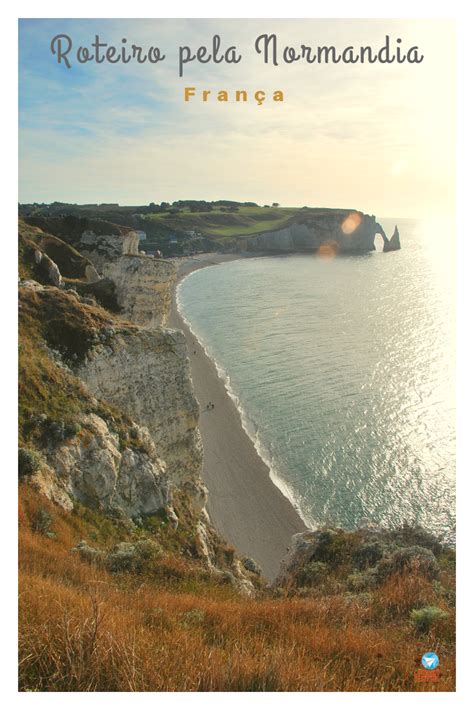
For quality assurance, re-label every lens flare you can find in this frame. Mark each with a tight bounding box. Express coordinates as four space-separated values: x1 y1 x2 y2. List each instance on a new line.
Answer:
318 240 339 260
341 211 362 235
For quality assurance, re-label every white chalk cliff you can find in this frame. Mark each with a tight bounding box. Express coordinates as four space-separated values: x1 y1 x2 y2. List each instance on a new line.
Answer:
35 413 171 519
77 327 204 496
241 210 381 253
25 223 207 524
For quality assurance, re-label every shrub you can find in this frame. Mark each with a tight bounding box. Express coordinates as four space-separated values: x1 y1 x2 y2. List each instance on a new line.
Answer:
31 507 54 537
133 539 163 560
389 524 443 555
296 561 328 587
410 606 449 633
353 542 384 570
106 542 141 572
347 569 377 592
308 530 358 569
375 546 440 582
106 540 163 573
46 419 82 442
72 540 105 565
180 608 205 628
18 447 42 477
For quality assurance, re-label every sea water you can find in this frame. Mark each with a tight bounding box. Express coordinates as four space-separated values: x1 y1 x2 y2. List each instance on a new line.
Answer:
177 218 455 542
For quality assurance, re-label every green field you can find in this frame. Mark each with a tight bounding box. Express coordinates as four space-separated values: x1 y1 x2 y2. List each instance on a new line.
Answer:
144 206 299 238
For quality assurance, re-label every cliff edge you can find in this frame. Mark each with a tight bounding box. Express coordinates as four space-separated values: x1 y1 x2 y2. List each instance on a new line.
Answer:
18 218 255 592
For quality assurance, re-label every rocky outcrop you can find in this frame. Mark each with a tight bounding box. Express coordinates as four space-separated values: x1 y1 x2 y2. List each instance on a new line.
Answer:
375 222 401 252
31 413 171 519
20 220 104 281
32 248 62 287
85 264 101 282
275 525 441 590
73 224 176 327
384 225 401 252
77 229 140 270
64 277 121 313
76 326 203 498
241 210 380 254
102 256 176 328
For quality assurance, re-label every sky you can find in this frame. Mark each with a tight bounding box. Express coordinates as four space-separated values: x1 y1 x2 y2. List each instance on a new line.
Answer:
18 19 455 217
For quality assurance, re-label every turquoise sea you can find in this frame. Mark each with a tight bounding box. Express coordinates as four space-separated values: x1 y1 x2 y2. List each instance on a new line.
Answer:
177 218 455 543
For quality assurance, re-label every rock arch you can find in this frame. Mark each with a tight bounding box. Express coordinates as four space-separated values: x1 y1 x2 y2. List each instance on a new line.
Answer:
375 223 401 252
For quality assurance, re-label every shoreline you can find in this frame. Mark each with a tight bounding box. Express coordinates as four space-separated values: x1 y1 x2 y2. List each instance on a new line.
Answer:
168 252 308 580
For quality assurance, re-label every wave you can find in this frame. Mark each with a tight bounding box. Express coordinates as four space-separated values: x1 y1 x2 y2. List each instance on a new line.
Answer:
176 274 316 531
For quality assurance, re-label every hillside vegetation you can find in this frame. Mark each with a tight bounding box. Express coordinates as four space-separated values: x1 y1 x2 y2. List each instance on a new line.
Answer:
19 485 455 692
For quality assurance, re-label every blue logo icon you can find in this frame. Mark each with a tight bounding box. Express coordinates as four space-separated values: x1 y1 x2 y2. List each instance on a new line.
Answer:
421 652 439 670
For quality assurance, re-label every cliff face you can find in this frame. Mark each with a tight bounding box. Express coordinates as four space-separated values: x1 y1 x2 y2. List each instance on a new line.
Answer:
102 256 176 328
19 219 204 522
78 228 140 269
241 210 378 253
33 413 170 520
75 223 177 327
76 327 203 495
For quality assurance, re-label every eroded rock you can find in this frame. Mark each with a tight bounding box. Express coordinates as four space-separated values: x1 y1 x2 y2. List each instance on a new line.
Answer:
40 413 170 518
77 329 202 485
102 255 176 328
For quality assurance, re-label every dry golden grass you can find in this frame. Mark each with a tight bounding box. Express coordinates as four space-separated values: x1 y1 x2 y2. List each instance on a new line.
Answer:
18 486 455 692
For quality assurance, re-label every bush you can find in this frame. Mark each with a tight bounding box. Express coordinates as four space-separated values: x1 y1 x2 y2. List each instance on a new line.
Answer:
180 608 205 628
375 546 440 582
31 508 54 537
410 606 449 633
18 447 42 477
308 530 358 569
106 542 141 572
46 419 82 442
106 540 163 573
389 524 443 555
296 561 328 587
133 539 163 560
353 542 384 570
347 569 378 592
72 540 105 564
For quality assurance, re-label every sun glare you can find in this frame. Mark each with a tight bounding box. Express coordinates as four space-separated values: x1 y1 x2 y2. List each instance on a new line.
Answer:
341 212 362 235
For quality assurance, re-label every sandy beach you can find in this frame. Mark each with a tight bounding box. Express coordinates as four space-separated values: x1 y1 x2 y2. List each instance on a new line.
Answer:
168 253 307 581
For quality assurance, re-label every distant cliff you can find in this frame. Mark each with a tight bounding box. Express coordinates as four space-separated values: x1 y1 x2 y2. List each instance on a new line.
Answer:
21 206 401 256
240 210 400 254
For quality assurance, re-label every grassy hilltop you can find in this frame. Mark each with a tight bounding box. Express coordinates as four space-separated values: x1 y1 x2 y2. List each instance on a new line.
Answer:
144 205 297 237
